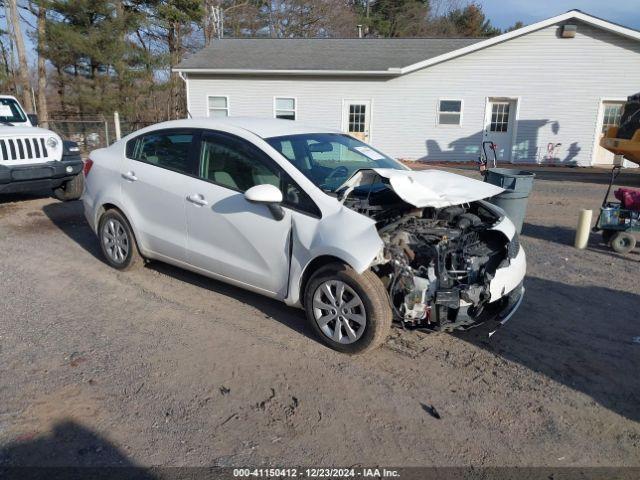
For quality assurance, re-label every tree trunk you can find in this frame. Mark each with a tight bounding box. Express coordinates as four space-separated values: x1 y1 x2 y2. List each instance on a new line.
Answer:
7 0 33 111
36 1 49 128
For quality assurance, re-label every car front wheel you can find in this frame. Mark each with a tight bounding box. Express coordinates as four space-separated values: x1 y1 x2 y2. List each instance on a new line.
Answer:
304 263 392 354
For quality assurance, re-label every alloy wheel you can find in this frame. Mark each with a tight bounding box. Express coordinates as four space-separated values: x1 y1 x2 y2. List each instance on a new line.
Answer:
312 280 367 344
102 218 130 264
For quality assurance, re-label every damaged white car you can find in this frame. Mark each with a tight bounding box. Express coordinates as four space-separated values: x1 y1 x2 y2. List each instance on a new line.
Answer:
82 118 525 354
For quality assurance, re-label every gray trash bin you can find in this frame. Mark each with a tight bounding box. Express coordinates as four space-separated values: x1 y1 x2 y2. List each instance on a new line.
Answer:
484 168 535 234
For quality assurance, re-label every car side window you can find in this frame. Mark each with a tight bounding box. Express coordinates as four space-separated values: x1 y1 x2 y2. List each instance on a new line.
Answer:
127 130 196 175
199 133 321 217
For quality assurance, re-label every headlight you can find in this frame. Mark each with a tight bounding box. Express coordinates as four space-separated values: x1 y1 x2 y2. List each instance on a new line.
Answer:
47 137 59 149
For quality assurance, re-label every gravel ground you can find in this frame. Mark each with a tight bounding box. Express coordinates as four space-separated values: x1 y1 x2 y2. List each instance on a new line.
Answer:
0 168 639 468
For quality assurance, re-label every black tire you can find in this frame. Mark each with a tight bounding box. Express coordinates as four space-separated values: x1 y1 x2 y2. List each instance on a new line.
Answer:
53 174 84 201
98 209 142 270
303 262 392 354
610 231 636 254
602 229 615 245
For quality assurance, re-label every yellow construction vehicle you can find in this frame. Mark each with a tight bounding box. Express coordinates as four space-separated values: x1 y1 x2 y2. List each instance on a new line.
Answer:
594 93 640 253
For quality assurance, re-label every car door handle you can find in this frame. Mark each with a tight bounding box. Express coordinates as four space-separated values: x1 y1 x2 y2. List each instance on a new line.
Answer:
121 171 137 181
186 194 208 206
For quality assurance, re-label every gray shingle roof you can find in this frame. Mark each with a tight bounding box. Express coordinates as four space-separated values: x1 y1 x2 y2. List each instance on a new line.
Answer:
176 38 482 72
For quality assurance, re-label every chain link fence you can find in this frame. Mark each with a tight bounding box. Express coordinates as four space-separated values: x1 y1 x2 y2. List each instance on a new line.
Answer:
48 115 155 155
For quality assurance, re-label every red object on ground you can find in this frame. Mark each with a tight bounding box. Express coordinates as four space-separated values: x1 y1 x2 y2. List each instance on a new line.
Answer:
614 188 640 211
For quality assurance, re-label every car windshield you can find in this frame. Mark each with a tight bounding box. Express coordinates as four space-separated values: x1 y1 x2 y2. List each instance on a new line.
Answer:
0 98 27 124
266 133 406 192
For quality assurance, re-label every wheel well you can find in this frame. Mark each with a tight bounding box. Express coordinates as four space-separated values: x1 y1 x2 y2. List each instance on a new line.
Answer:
97 203 144 256
97 203 120 223
299 255 347 306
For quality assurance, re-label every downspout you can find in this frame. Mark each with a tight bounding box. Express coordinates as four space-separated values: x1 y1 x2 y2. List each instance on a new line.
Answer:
178 71 192 118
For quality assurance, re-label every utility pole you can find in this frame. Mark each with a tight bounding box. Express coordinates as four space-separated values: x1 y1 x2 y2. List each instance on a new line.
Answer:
6 0 33 112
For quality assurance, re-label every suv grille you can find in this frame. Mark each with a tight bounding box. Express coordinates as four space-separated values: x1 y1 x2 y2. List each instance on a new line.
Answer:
0 137 50 161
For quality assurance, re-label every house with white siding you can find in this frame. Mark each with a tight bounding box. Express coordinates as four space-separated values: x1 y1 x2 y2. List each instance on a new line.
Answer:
175 10 640 167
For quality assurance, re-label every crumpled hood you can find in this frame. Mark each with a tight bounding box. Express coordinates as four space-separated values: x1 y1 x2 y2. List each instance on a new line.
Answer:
339 168 504 208
0 125 59 137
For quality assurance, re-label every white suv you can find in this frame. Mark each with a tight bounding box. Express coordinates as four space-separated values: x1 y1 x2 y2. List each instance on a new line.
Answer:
82 118 526 354
0 95 83 200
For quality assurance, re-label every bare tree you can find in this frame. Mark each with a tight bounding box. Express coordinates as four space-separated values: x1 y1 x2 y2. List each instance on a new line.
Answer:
6 0 32 111
35 0 48 126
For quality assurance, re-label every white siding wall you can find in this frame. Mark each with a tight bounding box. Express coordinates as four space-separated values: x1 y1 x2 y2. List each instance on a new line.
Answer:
186 21 640 166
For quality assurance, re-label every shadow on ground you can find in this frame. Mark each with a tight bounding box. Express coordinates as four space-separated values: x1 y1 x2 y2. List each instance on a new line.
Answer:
41 200 315 344
0 420 156 477
0 191 52 204
522 222 640 259
455 276 640 422
521 223 575 245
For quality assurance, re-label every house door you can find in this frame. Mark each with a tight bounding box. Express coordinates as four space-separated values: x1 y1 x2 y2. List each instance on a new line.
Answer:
484 99 517 162
593 100 625 166
343 100 371 142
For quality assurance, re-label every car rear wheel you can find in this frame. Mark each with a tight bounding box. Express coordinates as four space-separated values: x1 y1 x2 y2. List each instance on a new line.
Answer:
304 263 392 354
98 209 142 270
610 231 636 254
53 174 84 201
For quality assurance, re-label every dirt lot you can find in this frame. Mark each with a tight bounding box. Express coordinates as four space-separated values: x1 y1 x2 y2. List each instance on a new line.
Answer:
0 168 639 468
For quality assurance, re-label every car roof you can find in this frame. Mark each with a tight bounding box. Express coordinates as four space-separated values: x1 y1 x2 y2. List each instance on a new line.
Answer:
141 117 341 139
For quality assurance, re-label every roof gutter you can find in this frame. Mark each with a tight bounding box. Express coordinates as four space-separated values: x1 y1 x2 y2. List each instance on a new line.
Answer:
172 68 403 76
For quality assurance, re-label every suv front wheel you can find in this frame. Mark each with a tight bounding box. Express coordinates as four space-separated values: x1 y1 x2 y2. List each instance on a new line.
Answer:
304 263 392 354
53 174 84 201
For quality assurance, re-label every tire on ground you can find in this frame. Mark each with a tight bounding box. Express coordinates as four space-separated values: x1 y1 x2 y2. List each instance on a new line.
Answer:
303 262 392 354
53 174 84 201
610 231 636 254
98 209 143 270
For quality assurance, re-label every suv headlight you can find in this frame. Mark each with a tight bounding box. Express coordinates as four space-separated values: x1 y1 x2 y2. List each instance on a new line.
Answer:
47 137 59 149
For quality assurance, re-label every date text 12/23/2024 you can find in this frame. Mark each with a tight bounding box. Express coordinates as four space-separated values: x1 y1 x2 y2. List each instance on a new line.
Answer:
233 468 400 478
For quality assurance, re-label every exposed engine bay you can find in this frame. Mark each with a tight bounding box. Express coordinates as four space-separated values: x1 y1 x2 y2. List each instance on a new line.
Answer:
342 184 517 331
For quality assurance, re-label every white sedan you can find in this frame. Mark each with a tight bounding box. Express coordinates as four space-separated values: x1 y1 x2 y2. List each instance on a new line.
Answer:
82 118 526 354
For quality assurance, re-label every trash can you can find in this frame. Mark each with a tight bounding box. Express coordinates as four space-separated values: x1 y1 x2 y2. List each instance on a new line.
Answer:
484 168 535 234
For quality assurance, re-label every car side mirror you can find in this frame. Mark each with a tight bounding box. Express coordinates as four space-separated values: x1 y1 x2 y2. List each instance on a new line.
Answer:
27 114 38 126
244 184 285 220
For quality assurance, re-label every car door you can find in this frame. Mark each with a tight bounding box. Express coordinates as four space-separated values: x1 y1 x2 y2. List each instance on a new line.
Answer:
122 129 198 262
184 131 320 297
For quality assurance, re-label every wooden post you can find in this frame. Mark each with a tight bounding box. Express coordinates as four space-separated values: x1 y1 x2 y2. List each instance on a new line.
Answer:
114 111 121 141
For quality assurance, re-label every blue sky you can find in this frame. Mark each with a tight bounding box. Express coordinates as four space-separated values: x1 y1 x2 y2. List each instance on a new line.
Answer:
477 0 640 31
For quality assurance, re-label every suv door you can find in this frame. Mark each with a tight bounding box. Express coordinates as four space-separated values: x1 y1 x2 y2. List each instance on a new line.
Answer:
184 131 320 297
122 129 197 262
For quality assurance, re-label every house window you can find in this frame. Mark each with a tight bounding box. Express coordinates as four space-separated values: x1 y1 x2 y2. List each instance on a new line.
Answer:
349 104 366 132
490 102 510 132
601 103 623 133
275 98 296 120
438 100 462 125
208 96 229 117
